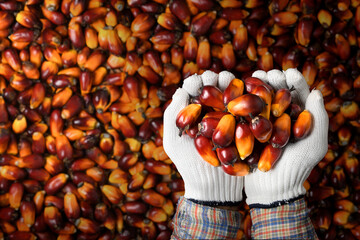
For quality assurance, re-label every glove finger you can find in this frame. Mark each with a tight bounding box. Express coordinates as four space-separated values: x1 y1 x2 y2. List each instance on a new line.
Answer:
252 70 269 83
163 88 189 145
201 70 219 86
266 69 288 90
182 74 203 97
284 68 310 108
218 71 236 91
303 90 329 165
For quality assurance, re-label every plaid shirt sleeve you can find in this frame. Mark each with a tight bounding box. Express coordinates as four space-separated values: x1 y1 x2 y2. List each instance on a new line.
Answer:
171 197 241 240
250 198 318 240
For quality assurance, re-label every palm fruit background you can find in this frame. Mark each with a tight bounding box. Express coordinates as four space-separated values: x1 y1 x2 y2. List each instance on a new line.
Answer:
0 0 359 239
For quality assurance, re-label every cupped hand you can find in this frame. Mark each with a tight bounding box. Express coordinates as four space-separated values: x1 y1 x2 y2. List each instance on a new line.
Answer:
245 69 329 206
163 70 244 204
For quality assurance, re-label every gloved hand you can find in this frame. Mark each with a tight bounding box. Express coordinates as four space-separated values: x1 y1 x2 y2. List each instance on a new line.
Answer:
245 68 329 207
163 70 244 205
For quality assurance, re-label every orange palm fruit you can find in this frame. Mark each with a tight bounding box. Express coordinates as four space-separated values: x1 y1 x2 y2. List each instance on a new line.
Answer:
184 33 198 61
41 61 59 80
216 144 239 165
221 42 236 70
12 114 27 134
220 7 249 20
15 153 45 169
191 11 216 36
302 60 317 86
223 78 244 106
194 135 220 166
235 121 255 160
324 97 342 112
273 11 298 27
250 115 273 143
16 10 41 29
199 85 225 111
61 50 78 68
293 110 313 139
340 101 359 120
196 37 211 69
337 126 351 146
198 117 221 138
10 72 32 92
44 173 68 195
144 159 171 175
111 112 137 138
142 189 166 208
101 185 123 204
0 165 26 180
169 0 191 26
175 103 202 135
251 84 272 119
227 94 265 117
270 113 291 148
56 134 73 161
77 182 100 204
271 88 292 117
212 114 236 148
61 95 83 120
9 182 24 209
157 13 183 31
44 155 64 175
83 49 106 72
233 24 248 51
244 76 274 94
20 200 35 227
32 190 45 214
295 15 314 47
131 13 156 33
3 48 21 72
0 63 15 81
22 61 40 80
44 206 63 231
257 144 283 172
64 192 80 220
147 208 168 223
171 46 184 69
30 82 45 109
222 160 250 176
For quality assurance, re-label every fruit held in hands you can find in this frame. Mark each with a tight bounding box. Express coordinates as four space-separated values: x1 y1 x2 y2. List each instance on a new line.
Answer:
235 121 254 160
199 85 225 111
194 135 220 167
212 114 235 148
179 72 313 175
216 144 239 166
257 144 283 172
198 117 221 138
271 88 292 117
293 110 313 139
222 161 250 176
176 103 202 136
250 115 273 143
223 78 244 106
227 94 265 117
270 113 291 148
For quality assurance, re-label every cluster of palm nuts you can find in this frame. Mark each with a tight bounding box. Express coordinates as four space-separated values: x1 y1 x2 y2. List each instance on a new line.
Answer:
176 74 313 174
0 0 359 239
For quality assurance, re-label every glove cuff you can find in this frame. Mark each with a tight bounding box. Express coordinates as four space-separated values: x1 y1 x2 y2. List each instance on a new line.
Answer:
182 165 243 204
245 165 311 206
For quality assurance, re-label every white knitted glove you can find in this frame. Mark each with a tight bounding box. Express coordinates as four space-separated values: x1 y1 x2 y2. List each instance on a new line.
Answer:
245 69 329 207
163 70 244 205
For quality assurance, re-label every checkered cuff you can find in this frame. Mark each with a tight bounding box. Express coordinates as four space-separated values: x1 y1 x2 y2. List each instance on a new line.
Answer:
250 198 318 240
171 197 241 239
